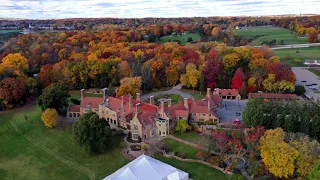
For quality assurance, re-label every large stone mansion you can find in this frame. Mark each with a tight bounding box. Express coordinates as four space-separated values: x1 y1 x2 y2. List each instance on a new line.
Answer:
67 88 239 141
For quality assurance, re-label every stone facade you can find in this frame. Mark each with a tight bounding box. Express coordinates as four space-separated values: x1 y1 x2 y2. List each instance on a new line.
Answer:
67 88 223 141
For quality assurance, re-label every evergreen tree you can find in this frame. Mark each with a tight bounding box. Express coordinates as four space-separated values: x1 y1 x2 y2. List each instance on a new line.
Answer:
311 116 320 140
300 112 310 135
199 75 205 92
243 98 264 127
141 62 153 91
284 114 295 133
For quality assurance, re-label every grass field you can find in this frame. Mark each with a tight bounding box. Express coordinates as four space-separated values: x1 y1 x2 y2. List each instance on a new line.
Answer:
180 89 206 100
0 30 22 34
155 155 230 180
308 68 320 77
160 32 200 45
153 94 183 106
173 132 201 144
69 91 103 100
274 46 320 67
236 27 307 46
162 138 197 159
0 104 128 180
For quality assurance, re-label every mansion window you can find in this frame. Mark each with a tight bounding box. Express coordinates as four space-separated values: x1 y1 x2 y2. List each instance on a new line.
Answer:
134 125 138 130
162 132 165 135
133 134 139 140
192 113 196 116
159 131 161 135
200 119 204 122
202 114 205 116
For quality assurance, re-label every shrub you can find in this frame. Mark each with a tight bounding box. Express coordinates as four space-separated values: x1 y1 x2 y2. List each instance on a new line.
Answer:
294 85 306 96
293 59 301 63
119 142 127 148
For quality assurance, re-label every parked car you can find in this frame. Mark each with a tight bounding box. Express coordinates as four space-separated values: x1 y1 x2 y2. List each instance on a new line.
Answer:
306 84 313 86
312 83 317 86
301 80 307 83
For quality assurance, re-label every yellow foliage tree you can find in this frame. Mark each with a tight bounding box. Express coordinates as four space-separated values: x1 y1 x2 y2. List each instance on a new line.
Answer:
41 108 58 128
0 53 28 76
180 63 200 90
290 136 320 177
222 53 240 70
260 128 299 178
118 76 142 98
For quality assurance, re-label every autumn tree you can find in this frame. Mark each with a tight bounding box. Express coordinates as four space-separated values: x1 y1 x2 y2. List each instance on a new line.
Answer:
41 108 58 128
118 76 142 98
118 61 131 79
308 161 320 180
0 53 28 76
202 53 221 88
211 26 223 40
37 83 70 114
180 63 201 90
72 111 111 154
260 128 299 178
0 78 26 109
231 68 245 90
308 27 318 43
290 135 320 177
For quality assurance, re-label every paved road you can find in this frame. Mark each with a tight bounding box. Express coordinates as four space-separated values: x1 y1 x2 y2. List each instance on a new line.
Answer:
253 43 320 50
0 40 7 51
292 67 320 101
140 84 194 101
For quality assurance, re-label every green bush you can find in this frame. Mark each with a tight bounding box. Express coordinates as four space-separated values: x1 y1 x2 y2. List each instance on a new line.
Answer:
294 85 306 96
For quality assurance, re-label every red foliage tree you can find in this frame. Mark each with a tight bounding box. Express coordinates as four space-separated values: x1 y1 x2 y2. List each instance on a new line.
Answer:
202 59 221 88
267 62 295 83
0 78 26 105
182 48 200 65
38 64 55 87
231 68 245 90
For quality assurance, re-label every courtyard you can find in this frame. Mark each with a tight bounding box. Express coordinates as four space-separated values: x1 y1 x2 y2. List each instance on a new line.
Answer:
217 100 248 124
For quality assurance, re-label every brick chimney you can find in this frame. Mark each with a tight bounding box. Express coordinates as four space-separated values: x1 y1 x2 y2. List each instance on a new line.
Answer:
150 95 154 105
103 88 108 100
160 101 164 117
136 103 141 115
81 89 85 101
129 96 133 109
121 96 124 109
115 88 119 97
136 93 141 101
184 98 188 109
208 99 211 110
168 98 172 107
207 88 211 98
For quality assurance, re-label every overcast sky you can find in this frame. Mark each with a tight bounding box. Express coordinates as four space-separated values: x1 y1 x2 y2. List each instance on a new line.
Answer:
1 0 320 19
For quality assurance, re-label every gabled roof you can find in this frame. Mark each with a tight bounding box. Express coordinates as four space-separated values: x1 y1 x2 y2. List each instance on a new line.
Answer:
81 97 104 109
68 104 80 112
219 89 240 96
103 155 188 180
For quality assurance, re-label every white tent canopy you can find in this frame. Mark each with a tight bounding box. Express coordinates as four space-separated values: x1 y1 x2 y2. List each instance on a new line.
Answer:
104 154 189 180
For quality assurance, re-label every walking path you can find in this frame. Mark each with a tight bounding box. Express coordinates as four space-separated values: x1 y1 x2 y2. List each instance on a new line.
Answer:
140 84 194 101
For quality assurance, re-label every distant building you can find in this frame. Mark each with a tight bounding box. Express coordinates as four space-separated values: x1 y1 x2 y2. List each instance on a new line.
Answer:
304 59 320 66
213 88 241 100
248 92 297 101
67 88 222 142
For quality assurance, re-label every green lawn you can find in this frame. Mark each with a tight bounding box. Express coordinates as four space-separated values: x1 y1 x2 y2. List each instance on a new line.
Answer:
155 154 230 180
0 105 128 180
181 89 206 100
173 131 201 144
69 91 103 100
153 94 183 106
160 32 200 45
162 138 197 159
0 30 22 34
236 27 307 46
274 46 320 67
308 68 320 77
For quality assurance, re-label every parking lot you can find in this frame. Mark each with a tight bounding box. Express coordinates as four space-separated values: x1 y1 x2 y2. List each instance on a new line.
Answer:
292 67 320 101
217 100 248 124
